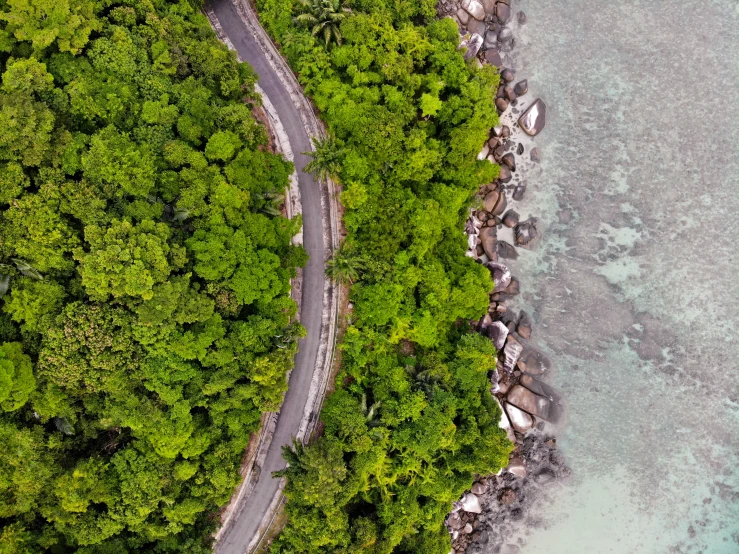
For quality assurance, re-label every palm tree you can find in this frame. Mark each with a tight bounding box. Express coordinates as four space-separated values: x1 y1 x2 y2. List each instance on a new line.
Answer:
294 0 351 48
325 247 362 285
303 136 344 182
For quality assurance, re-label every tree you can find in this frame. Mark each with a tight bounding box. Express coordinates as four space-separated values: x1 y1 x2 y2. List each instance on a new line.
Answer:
294 0 351 47
303 135 344 182
325 246 363 285
0 342 35 412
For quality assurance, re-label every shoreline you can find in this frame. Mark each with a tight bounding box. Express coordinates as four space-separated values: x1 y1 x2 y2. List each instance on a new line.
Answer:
439 1 570 551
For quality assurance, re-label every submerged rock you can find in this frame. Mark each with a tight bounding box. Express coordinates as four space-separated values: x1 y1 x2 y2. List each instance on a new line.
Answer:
485 48 503 67
497 240 518 259
514 79 528 96
530 147 541 163
502 209 519 228
517 10 527 25
520 374 563 403
516 310 532 339
519 348 551 375
519 98 547 136
512 184 527 201
498 27 513 43
514 219 538 247
496 3 511 23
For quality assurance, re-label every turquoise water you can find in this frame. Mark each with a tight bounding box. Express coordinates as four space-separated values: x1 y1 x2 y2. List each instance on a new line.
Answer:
500 1 739 552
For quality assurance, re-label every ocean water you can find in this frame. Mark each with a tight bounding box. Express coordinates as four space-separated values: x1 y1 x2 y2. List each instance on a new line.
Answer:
497 1 739 552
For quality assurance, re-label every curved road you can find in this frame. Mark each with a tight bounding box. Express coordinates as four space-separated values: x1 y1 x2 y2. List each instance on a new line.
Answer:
208 1 330 552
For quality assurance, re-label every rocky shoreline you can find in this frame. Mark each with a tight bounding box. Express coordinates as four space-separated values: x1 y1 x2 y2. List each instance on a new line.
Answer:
439 1 570 552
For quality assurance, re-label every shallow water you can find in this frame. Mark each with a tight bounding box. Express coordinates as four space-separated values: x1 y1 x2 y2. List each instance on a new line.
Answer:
497 1 739 552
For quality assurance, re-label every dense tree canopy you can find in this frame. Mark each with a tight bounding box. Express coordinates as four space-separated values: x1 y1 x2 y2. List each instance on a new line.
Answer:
0 1 304 551
256 0 513 552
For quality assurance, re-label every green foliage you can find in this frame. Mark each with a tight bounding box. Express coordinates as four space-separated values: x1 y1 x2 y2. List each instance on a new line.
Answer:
256 1 511 552
294 0 351 47
0 1 306 551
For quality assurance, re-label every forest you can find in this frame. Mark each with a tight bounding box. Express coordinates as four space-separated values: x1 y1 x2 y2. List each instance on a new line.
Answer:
0 0 306 552
256 0 514 551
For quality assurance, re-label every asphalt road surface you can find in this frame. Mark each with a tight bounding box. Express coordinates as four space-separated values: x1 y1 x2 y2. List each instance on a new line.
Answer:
210 1 327 552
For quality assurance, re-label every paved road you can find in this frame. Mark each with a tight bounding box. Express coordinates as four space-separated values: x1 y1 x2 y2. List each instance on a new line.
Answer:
209 1 327 552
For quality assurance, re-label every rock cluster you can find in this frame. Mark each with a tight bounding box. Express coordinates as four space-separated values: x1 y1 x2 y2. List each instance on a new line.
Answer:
445 3 568 552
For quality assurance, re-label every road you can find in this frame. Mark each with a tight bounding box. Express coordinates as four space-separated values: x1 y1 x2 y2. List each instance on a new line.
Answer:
208 1 328 552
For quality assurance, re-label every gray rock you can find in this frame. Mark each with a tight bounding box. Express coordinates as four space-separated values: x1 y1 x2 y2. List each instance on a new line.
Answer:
514 218 538 247
484 30 497 49
519 98 547 136
507 460 527 478
448 513 464 530
464 33 484 60
497 240 518 259
461 493 483 514
463 523 474 534
478 313 493 330
483 190 500 212
498 27 513 42
512 184 526 201
484 48 502 68
456 7 470 25
517 142 524 155
530 147 541 162
471 482 488 495
479 226 497 259
462 0 486 20
502 341 523 373
496 3 511 23
501 68 515 83
488 261 511 290
514 79 528 96
495 97 509 112
501 152 516 171
502 209 519 228
488 321 509 350
517 10 527 24
498 164 512 183
506 385 563 422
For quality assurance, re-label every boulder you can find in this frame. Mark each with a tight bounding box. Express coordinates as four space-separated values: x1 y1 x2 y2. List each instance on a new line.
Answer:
514 79 528 96
498 28 513 42
498 165 512 183
507 460 527 478
504 402 534 433
497 240 518 259
501 68 515 83
493 143 506 161
467 233 480 250
484 48 502 68
515 218 538 247
530 147 541 163
460 493 482 514
464 33 484 60
471 482 488 495
491 189 507 215
502 340 523 373
495 97 509 112
464 214 482 234
519 98 547 136
483 190 500 212
479 226 497 259
496 84 507 98
482 0 497 15
501 276 520 295
447 513 464 530
519 348 551 375
456 7 470 26
461 0 486 20
520 374 563 403
488 261 511 290
501 152 516 171
468 18 487 37
506 385 563 423
496 3 511 23
504 85 517 101
495 398 517 444
484 30 497 49
478 312 493 331
502 209 519 228
516 310 532 339
488 321 509 350
512 184 526 201
518 10 527 25
501 124 511 138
